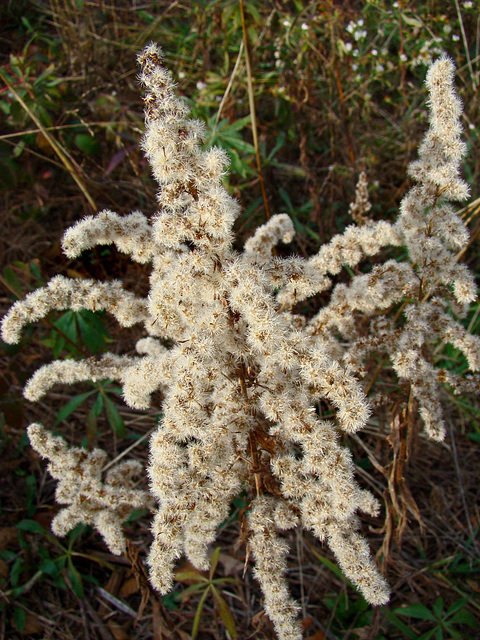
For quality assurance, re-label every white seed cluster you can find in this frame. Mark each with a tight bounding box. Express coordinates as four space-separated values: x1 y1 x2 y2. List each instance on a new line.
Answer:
2 46 478 640
27 424 152 555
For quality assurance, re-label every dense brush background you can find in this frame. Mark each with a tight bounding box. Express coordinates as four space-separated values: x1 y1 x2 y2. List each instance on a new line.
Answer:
1 1 479 638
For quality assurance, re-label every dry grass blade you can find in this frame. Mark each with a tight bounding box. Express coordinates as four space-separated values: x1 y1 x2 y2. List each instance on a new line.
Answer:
213 41 244 132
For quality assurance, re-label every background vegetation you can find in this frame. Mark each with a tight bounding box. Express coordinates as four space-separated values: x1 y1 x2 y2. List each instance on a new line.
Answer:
1 1 479 638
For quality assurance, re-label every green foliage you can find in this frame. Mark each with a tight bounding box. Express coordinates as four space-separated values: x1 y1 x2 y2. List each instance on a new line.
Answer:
2 521 98 609
388 598 478 640
55 380 125 439
176 547 238 639
2 260 44 300
44 309 111 357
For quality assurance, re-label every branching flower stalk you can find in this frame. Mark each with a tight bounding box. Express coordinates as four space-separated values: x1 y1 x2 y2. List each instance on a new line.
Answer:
2 46 478 640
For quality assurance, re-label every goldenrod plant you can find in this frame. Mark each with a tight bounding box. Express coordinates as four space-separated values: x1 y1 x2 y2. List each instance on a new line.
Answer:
2 44 478 640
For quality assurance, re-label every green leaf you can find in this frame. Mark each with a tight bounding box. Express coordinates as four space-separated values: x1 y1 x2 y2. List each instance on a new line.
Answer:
309 544 348 582
10 557 25 588
209 546 221 579
220 135 256 154
385 611 420 640
0 156 19 188
54 310 78 344
304 225 321 242
25 474 37 517
278 187 294 212
448 609 477 627
67 523 88 546
211 586 237 638
13 606 26 631
20 16 34 32
77 311 108 353
126 508 149 523
178 582 208 599
40 559 59 576
175 570 207 583
17 519 46 534
29 260 42 283
394 603 436 621
67 558 84 598
104 395 125 437
3 266 24 298
91 391 104 417
162 592 180 609
432 597 443 619
192 587 210 639
34 104 53 128
13 140 26 158
221 114 251 133
87 393 103 439
212 577 237 585
74 133 100 156
56 391 95 424
212 587 237 640
266 131 286 162
33 64 57 88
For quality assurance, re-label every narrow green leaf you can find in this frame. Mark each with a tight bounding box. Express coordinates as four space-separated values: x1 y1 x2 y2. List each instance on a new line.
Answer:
39 558 59 576
278 187 293 212
178 583 207 599
104 395 125 437
432 597 443 619
17 519 46 534
175 570 207 582
394 603 436 621
56 391 95 424
13 606 26 631
308 544 348 582
385 611 420 640
3 266 24 298
191 586 210 639
29 260 42 283
211 586 237 638
77 311 108 353
67 523 88 546
25 474 37 517
54 310 78 343
91 392 104 417
209 546 221 580
51 333 66 359
223 115 251 133
87 394 102 440
417 629 437 640
448 609 477 627
212 577 237 585
266 131 286 162
67 558 84 598
10 557 25 588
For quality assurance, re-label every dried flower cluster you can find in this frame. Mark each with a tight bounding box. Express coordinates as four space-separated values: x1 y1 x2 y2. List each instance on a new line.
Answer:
2 45 478 640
